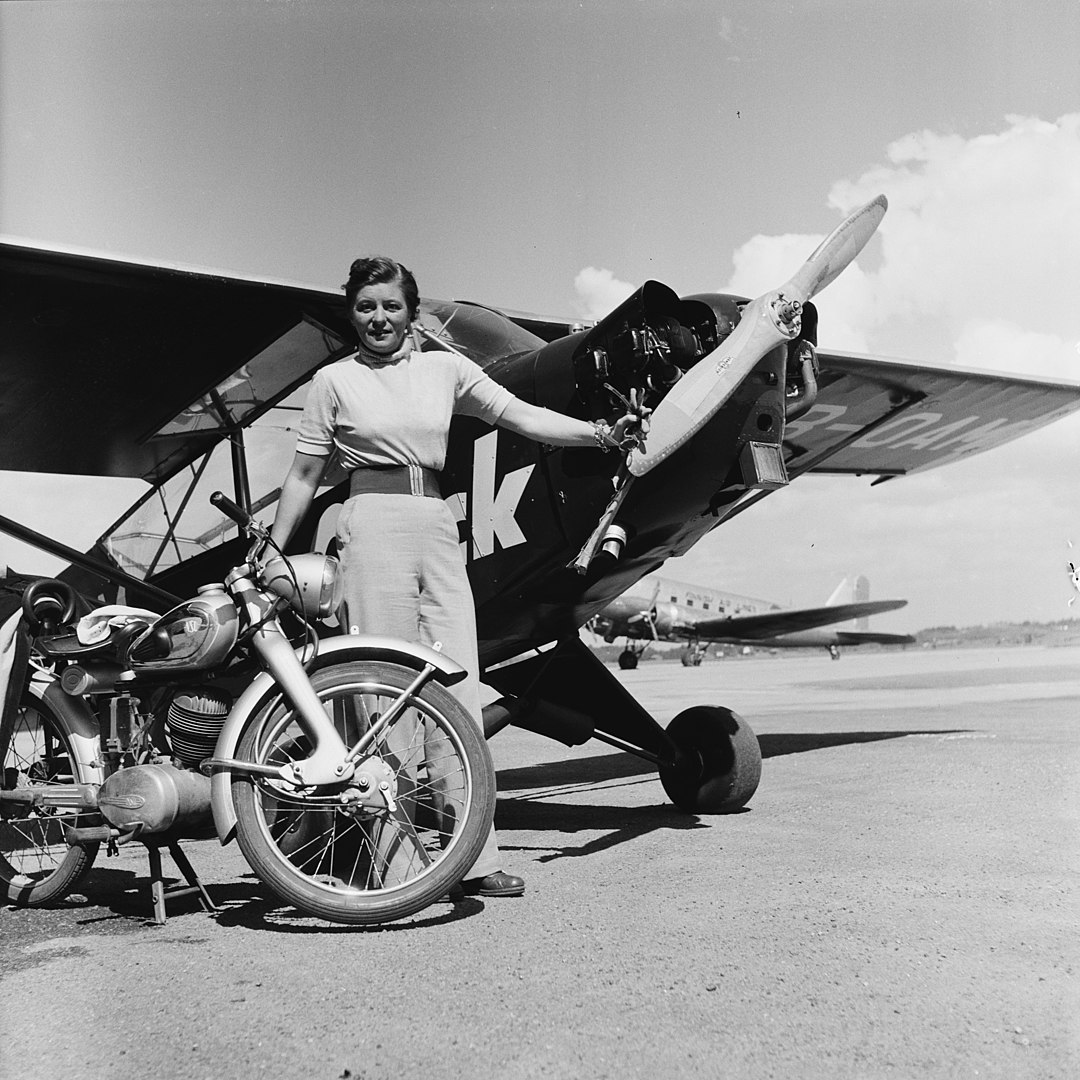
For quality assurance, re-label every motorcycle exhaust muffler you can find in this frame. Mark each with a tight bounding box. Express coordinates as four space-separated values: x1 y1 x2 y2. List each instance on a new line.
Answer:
97 763 213 835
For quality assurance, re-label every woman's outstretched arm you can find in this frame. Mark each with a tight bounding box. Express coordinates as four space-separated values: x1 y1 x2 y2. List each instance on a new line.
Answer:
496 397 649 450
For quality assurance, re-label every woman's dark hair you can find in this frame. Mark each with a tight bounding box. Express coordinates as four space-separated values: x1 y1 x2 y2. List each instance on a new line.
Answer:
342 256 420 319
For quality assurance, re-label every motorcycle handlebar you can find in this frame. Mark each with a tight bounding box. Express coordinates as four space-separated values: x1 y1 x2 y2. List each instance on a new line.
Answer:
210 491 252 528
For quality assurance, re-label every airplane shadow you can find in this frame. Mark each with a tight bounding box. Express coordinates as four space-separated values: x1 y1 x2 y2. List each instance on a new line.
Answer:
495 796 709 864
758 729 969 757
494 729 969 864
497 728 969 792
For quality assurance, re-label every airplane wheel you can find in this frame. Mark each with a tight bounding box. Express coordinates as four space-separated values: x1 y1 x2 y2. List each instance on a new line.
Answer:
618 651 638 671
659 706 761 814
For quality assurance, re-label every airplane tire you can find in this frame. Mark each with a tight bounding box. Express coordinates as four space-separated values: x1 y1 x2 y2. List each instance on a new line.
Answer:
618 651 638 671
659 706 761 814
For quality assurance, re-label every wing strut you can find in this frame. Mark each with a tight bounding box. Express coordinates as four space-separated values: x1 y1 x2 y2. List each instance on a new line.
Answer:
143 451 216 576
208 387 253 514
0 511 181 610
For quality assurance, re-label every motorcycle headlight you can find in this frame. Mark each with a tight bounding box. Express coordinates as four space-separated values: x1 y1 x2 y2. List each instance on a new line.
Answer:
263 554 342 620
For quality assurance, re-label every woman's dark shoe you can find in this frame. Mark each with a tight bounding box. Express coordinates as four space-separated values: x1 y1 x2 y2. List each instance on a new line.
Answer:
460 870 525 897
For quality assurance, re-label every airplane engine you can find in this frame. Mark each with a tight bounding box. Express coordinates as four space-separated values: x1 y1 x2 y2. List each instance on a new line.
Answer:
651 602 682 637
565 281 721 419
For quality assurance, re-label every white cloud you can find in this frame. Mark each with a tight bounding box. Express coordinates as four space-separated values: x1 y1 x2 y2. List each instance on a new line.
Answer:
573 266 636 321
716 114 1080 377
582 115 1080 626
953 319 1078 381
836 114 1080 366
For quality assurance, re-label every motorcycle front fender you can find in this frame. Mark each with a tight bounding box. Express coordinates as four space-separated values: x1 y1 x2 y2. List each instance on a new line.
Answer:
210 634 468 844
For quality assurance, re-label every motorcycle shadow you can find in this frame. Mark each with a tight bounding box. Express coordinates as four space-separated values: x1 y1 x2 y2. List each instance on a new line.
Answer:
73 862 485 932
208 874 487 932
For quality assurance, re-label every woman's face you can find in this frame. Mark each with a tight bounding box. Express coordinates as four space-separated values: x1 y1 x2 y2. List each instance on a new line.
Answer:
349 279 412 354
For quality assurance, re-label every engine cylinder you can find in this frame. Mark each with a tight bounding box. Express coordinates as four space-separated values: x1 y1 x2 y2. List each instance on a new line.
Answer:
165 688 231 768
97 763 212 835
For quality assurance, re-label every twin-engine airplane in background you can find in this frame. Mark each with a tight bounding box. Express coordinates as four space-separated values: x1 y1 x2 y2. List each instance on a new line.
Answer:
590 574 915 668
4 194 1080 815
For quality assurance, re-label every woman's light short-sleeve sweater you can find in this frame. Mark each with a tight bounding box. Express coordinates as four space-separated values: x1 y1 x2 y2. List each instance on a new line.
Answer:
296 348 514 471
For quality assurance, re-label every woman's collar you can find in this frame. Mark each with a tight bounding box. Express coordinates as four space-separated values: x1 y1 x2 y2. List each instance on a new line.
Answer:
355 336 414 367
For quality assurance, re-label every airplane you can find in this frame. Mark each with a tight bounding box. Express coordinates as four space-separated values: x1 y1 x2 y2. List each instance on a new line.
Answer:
3 194 1080 819
589 573 915 668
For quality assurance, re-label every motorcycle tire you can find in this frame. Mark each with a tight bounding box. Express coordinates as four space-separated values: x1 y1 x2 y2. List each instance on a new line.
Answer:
0 683 100 905
231 659 496 925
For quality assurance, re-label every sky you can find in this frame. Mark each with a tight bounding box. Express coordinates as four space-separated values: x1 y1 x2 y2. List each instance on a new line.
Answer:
1 0 1079 632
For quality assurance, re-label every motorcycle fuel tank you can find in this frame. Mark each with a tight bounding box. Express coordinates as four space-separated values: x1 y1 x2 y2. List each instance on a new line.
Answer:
126 586 239 674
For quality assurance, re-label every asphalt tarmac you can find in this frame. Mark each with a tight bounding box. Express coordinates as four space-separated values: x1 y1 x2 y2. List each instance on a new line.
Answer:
2 644 1078 1080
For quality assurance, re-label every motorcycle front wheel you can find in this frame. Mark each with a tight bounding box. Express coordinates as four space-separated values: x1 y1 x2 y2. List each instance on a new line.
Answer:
232 659 496 925
0 685 100 905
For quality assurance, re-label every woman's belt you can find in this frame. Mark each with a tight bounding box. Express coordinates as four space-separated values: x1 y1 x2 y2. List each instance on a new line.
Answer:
349 465 442 499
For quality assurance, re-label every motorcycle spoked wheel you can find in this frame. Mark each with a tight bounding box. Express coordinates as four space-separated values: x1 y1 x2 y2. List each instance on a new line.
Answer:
231 660 496 925
0 686 100 905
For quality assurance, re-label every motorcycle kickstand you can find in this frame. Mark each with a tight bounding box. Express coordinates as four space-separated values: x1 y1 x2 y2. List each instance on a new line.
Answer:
143 840 220 926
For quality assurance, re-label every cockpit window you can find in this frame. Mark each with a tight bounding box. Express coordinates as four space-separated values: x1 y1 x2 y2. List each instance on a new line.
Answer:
154 318 348 437
417 300 545 369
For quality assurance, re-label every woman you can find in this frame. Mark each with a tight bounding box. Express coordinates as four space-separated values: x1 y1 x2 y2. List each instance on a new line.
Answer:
270 256 647 898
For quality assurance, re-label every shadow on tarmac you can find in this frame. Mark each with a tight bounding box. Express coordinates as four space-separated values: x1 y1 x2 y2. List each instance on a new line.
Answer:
759 729 968 757
491 729 967 863
5 732 969 937
495 797 710 863
208 876 489 932
8 863 489 937
497 729 970 794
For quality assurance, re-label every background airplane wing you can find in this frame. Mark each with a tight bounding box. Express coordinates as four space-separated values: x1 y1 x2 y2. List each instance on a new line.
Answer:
833 630 916 647
785 350 1080 480
690 599 906 641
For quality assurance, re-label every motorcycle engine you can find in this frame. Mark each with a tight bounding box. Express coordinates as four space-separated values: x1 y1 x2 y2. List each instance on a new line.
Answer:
164 686 232 769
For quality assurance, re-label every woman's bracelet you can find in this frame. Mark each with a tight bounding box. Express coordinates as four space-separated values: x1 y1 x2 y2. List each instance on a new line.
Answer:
592 420 618 452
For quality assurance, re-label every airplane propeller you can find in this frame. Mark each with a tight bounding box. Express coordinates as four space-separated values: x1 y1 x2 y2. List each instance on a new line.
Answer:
627 579 662 640
627 194 888 477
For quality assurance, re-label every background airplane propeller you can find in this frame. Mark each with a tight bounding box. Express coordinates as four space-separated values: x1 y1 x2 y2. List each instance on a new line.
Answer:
628 194 888 477
627 578 662 641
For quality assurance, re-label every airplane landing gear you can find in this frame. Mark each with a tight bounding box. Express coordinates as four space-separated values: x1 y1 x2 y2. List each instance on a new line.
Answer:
618 649 639 670
680 642 706 667
658 705 762 813
485 638 763 814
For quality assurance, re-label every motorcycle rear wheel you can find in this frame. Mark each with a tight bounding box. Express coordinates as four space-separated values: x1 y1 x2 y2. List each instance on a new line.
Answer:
0 685 100 905
232 659 496 925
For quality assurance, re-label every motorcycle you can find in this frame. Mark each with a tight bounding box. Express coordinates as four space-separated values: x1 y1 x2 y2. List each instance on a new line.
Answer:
0 492 496 925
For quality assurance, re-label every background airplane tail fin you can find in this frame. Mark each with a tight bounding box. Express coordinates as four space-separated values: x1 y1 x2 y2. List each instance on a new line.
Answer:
826 574 871 628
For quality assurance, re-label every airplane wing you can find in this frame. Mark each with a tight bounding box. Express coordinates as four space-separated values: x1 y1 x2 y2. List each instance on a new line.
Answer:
783 350 1080 480
0 241 354 483
0 242 549 486
6 240 1077 486
689 599 906 641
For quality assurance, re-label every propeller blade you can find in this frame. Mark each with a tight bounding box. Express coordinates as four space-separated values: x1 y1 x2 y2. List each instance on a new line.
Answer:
781 193 888 303
628 194 887 478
